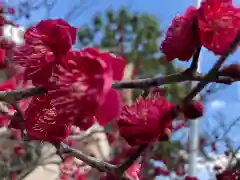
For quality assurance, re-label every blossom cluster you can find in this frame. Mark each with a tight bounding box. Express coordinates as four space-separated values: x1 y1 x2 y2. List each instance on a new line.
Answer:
161 0 240 61
0 18 203 146
0 0 238 180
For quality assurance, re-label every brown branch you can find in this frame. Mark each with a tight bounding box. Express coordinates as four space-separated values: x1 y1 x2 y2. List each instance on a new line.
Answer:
226 145 240 170
61 143 146 180
189 46 202 72
61 143 117 173
0 87 47 103
199 146 215 161
182 31 240 104
116 144 147 175
112 72 235 89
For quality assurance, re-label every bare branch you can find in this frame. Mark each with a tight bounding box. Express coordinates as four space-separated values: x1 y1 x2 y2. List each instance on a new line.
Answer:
61 142 117 173
61 142 145 180
189 46 201 72
183 31 240 104
116 144 147 175
0 87 47 103
112 71 235 89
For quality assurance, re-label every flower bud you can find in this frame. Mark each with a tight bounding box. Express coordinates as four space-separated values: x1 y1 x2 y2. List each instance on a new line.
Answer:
181 100 203 119
219 64 240 79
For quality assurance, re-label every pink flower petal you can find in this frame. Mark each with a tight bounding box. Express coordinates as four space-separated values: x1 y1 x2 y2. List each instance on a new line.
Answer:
95 89 122 125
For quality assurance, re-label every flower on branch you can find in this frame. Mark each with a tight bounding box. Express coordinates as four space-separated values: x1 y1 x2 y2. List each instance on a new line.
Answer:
180 100 204 119
13 19 77 86
160 6 200 61
0 76 32 128
155 167 170 176
13 145 25 155
60 155 87 180
185 176 198 180
126 163 141 180
198 0 240 55
100 163 141 180
161 0 240 61
0 77 17 91
216 170 240 180
48 48 125 129
7 8 15 15
118 93 176 146
24 94 71 143
13 18 126 130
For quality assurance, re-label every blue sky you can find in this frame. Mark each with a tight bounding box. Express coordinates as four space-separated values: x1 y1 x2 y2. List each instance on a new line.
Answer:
5 0 240 179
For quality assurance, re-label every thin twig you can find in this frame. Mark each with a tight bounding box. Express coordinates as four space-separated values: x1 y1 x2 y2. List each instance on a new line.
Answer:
0 87 47 103
112 72 235 89
189 46 201 72
61 143 145 180
116 144 147 175
182 31 240 104
61 143 117 173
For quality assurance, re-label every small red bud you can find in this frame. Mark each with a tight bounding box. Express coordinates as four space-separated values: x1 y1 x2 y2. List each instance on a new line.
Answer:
8 8 15 14
175 169 182 176
185 176 198 180
155 167 170 176
219 64 240 79
60 175 69 180
10 172 17 180
216 170 239 180
211 143 217 151
174 124 184 131
181 100 203 119
106 133 115 144
14 145 25 155
63 155 73 162
65 139 76 147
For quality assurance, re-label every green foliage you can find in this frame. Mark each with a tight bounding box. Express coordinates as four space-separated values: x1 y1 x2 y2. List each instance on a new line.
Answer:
77 8 164 76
